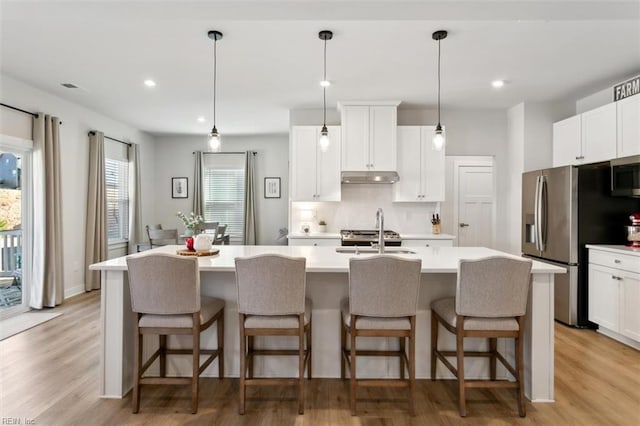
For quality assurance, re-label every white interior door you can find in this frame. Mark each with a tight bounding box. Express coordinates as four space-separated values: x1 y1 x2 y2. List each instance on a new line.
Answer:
457 165 494 247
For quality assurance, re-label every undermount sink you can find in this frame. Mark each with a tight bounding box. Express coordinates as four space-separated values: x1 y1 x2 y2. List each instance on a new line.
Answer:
335 247 416 255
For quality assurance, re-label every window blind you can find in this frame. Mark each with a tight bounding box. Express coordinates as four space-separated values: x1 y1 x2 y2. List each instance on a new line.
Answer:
202 153 245 243
105 158 129 242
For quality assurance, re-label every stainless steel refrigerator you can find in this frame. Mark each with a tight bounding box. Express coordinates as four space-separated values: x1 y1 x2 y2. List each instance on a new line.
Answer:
522 164 639 327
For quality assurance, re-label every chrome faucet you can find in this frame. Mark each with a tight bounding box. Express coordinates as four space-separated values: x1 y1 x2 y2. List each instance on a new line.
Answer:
375 208 384 254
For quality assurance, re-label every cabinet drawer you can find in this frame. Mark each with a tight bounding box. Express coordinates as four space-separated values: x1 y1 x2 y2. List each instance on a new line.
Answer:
402 239 453 247
590 250 640 274
288 238 339 247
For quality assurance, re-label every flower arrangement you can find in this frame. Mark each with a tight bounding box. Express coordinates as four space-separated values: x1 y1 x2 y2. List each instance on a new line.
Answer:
176 211 204 235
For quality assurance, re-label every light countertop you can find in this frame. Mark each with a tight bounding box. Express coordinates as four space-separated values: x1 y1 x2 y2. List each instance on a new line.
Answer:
585 244 640 257
287 232 340 239
400 233 455 240
90 245 565 275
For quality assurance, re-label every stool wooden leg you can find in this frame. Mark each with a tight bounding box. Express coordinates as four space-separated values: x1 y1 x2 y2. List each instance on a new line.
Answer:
517 318 526 417
191 314 200 414
350 316 357 416
456 318 467 417
340 320 346 380
399 336 406 380
159 335 167 378
307 318 313 379
431 311 438 380
239 314 246 415
217 310 224 379
489 337 497 381
409 316 416 416
298 313 305 415
132 313 141 413
247 336 254 379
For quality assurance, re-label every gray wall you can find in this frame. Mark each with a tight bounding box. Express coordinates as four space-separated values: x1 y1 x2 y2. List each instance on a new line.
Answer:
152 134 289 245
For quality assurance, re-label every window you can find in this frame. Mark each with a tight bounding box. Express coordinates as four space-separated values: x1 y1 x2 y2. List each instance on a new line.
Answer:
202 153 245 243
105 141 129 243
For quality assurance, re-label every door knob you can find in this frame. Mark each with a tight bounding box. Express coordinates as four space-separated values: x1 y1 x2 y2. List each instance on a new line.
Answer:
459 223 470 228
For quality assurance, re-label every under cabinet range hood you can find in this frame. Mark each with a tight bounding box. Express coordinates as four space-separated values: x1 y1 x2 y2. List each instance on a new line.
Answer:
341 171 400 184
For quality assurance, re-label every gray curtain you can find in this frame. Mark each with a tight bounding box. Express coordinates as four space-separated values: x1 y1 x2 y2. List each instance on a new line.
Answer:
243 152 257 245
30 114 64 308
193 151 204 216
128 143 142 252
84 131 107 291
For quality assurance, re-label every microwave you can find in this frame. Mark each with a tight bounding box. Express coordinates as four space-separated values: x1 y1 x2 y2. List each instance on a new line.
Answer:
611 155 640 197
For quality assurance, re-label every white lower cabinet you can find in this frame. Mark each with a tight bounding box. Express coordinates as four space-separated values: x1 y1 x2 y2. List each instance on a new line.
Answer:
402 239 453 248
288 238 340 247
588 248 640 348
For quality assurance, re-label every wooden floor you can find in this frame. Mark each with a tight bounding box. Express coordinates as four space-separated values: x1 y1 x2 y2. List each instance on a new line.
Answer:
1 291 639 425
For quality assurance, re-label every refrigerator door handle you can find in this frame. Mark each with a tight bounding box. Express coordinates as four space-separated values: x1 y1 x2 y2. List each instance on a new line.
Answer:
539 175 547 252
534 175 541 251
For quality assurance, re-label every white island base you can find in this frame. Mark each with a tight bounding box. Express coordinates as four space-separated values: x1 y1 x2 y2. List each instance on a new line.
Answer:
92 245 562 403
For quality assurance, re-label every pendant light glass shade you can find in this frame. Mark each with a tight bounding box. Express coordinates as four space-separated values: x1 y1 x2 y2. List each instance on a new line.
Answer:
319 30 333 152
432 30 447 151
207 30 223 152
319 125 330 152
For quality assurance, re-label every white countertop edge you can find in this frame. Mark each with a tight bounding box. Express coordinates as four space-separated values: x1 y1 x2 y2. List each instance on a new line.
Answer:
287 233 341 239
400 233 456 240
585 244 640 257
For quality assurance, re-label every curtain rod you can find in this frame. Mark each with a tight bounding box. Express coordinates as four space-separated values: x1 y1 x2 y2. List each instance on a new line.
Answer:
1 102 63 124
88 131 132 147
194 151 257 155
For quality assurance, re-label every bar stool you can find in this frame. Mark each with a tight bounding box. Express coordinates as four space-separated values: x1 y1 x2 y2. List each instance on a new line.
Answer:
430 256 532 417
341 255 422 416
234 254 311 414
126 253 225 414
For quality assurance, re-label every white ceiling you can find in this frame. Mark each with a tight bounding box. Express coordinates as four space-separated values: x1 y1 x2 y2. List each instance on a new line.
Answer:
1 1 639 136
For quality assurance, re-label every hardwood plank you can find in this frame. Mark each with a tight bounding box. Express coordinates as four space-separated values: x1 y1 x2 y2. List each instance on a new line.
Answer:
1 291 639 425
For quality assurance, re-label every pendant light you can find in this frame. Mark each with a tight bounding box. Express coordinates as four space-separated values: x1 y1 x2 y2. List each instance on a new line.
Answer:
318 30 333 152
207 30 223 152
432 30 447 151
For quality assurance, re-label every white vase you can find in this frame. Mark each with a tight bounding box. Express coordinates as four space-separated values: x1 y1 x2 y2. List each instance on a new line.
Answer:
194 234 212 252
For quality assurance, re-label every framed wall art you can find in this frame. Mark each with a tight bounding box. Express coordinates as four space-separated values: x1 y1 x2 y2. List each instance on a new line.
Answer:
264 177 281 199
172 177 188 199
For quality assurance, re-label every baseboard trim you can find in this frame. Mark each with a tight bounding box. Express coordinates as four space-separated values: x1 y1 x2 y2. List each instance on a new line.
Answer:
64 285 85 300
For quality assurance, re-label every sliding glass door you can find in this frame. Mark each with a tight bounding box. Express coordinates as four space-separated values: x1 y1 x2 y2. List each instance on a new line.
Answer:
0 136 32 318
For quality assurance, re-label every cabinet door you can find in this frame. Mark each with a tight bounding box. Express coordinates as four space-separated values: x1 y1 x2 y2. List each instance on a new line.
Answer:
553 115 581 167
402 239 453 247
588 264 620 331
421 126 445 201
393 126 422 201
288 238 340 247
290 126 318 201
341 106 370 171
620 270 640 342
581 103 616 163
316 126 341 201
369 106 397 171
617 95 640 158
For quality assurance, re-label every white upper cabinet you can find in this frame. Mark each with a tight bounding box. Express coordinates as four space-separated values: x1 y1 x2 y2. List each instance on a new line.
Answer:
290 125 341 202
616 95 640 158
581 102 616 163
553 102 620 167
553 115 581 167
393 125 445 202
339 101 400 171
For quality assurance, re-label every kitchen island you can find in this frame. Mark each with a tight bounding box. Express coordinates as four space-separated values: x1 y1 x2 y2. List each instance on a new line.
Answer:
90 245 564 402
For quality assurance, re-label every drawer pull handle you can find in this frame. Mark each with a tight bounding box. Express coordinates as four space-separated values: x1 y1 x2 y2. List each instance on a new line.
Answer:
614 259 621 264
611 276 622 281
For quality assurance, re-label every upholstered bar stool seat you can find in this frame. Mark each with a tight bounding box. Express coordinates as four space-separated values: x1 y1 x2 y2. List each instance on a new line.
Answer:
430 256 532 418
126 254 225 414
341 255 422 416
235 254 311 415
431 298 519 331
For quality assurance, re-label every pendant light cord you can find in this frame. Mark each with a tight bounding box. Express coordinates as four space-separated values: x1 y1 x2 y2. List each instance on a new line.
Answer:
213 37 217 129
437 38 441 124
323 37 327 126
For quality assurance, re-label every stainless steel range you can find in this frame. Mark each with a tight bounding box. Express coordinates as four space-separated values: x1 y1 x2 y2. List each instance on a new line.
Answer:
340 229 402 247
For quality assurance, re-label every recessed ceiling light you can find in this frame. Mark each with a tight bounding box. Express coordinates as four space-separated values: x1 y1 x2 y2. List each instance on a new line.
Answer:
491 80 505 88
320 80 331 87
197 116 205 123
144 79 156 87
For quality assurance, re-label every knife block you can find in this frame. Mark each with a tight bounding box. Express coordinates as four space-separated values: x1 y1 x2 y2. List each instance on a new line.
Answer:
432 223 441 234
